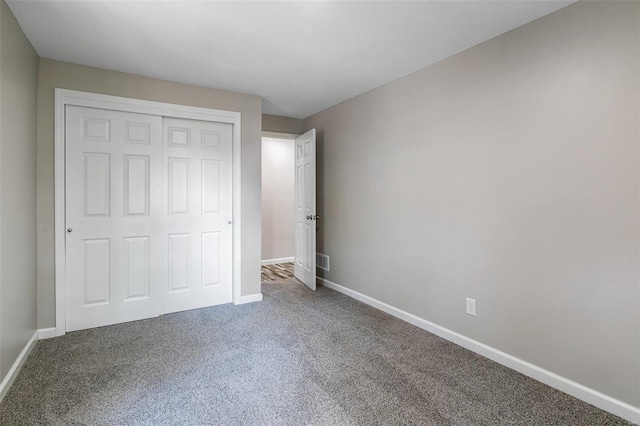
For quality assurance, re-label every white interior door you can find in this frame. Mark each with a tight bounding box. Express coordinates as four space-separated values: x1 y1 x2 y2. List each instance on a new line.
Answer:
65 106 163 331
294 129 317 290
66 106 233 332
162 117 233 314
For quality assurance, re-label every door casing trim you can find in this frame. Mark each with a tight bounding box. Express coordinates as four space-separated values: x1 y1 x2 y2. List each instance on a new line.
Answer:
54 88 243 336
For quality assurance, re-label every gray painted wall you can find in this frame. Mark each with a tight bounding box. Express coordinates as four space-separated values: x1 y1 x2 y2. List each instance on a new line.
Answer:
37 59 263 328
0 0 38 380
303 1 640 406
262 114 303 135
262 137 295 261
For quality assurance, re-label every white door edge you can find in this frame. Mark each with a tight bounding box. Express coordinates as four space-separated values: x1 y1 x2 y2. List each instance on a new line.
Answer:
54 88 243 336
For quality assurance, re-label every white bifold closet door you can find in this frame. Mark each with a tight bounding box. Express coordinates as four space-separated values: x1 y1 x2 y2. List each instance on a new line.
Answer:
65 106 232 332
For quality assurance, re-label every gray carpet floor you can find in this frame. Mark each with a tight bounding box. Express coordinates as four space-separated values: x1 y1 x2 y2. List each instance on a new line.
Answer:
0 278 630 425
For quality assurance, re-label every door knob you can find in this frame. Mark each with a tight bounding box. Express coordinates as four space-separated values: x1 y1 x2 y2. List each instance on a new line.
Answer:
67 228 73 233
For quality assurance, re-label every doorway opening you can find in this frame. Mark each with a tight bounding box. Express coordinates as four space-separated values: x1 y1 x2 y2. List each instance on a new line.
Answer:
261 130 317 289
261 135 296 282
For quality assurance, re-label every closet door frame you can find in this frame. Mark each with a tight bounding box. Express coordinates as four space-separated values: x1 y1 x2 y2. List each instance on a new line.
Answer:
54 88 243 337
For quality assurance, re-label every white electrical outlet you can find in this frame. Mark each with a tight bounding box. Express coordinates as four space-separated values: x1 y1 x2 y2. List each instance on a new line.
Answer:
466 297 476 316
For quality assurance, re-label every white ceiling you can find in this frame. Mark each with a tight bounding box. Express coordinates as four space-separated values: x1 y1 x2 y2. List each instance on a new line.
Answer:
7 0 575 119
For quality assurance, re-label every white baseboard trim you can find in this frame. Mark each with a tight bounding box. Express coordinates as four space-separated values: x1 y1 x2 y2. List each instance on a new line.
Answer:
38 327 57 340
0 330 38 403
261 257 294 266
234 293 263 305
318 277 640 424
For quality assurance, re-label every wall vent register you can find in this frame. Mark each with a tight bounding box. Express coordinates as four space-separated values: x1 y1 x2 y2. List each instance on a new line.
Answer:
316 253 330 272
